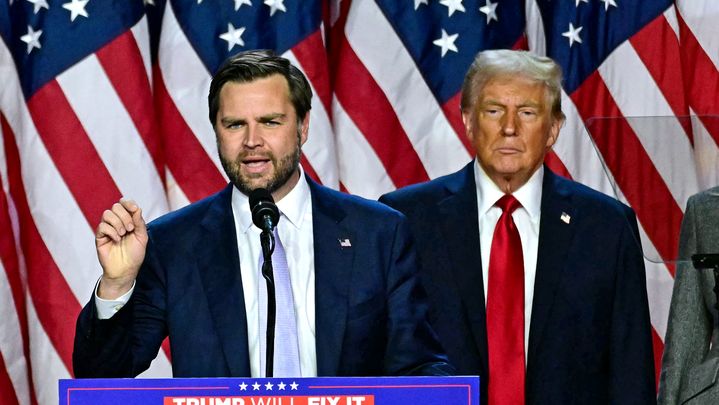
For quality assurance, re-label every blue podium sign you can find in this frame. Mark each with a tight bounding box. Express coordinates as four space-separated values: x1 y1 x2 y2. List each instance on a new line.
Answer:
59 376 479 405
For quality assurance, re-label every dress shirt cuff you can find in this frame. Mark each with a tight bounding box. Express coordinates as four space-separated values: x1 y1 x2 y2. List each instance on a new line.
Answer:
94 278 135 320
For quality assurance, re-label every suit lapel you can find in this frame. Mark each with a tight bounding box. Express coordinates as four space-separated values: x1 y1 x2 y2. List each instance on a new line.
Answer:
437 163 489 373
196 185 251 376
528 170 576 364
309 179 353 376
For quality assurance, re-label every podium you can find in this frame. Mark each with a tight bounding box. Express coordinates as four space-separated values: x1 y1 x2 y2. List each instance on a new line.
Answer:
59 376 479 404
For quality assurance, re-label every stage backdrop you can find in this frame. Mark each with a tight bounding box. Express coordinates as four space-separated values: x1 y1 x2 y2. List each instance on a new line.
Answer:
0 1 717 404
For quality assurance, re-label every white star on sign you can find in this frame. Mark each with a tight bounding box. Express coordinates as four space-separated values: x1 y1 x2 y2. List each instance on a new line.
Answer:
600 0 617 11
252 382 261 390
264 0 286 16
433 29 459 57
562 22 583 47
26 0 49 14
439 0 465 17
219 23 245 51
575 0 588 6
265 382 273 390
235 0 252 10
62 0 89 22
479 0 498 24
414 0 428 10
20 25 42 54
277 382 286 390
239 382 248 390
290 381 299 390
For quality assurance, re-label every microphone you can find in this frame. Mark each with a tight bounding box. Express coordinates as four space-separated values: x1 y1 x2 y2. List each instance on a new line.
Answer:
249 188 280 233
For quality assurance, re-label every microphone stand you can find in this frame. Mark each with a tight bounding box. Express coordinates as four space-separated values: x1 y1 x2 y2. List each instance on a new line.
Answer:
260 228 276 378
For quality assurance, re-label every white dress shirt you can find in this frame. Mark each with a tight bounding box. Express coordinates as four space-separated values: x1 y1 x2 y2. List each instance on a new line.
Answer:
474 161 543 356
96 169 318 377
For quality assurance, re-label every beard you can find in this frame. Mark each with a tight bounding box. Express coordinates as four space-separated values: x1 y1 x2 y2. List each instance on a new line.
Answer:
219 134 302 196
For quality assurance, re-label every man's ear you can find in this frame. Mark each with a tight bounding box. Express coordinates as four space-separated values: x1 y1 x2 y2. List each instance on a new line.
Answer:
462 109 475 141
299 114 310 146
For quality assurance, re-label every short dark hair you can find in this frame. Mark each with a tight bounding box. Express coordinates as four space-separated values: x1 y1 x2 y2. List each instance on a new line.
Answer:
208 50 312 126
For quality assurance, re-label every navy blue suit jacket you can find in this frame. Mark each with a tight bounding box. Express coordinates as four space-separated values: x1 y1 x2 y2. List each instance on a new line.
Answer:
380 162 656 404
74 178 451 378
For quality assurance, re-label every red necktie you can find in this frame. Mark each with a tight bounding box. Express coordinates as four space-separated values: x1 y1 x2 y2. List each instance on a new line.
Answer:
487 194 525 405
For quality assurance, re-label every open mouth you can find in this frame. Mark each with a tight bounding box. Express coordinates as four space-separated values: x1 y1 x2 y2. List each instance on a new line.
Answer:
241 156 272 173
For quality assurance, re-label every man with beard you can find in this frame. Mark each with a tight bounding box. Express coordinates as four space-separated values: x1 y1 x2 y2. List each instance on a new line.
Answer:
73 50 451 379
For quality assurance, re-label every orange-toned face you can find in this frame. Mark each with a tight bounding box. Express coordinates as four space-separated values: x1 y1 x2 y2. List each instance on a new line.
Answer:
215 74 309 201
463 74 562 193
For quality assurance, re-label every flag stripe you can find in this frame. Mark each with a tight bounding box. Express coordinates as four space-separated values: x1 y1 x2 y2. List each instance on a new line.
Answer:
2 113 79 375
571 73 683 268
26 82 121 228
96 30 165 180
0 351 19 405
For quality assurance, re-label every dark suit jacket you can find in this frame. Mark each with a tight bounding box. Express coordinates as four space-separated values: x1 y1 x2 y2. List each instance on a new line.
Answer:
74 178 451 378
380 162 656 404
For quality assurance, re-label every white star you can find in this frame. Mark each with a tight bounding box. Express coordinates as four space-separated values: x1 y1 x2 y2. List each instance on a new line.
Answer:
600 0 617 11
439 0 465 17
290 381 299 390
239 382 248 391
26 0 49 14
235 0 252 10
20 25 42 54
414 0 428 10
264 382 273 390
252 382 261 390
62 0 89 22
433 29 459 57
219 23 245 51
575 0 588 6
143 0 155 5
479 0 498 24
277 382 286 390
264 0 286 16
562 22 583 47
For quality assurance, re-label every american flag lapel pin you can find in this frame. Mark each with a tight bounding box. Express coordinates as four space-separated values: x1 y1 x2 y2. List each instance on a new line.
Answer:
560 212 571 224
338 238 352 247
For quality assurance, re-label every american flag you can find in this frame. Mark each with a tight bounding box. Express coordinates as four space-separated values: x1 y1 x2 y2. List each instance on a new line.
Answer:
0 0 716 403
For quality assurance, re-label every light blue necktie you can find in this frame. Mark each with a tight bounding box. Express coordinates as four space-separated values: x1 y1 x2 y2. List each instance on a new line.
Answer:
258 227 301 377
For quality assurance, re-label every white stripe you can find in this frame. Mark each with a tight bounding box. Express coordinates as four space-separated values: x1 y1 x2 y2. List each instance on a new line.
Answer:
690 108 719 190
159 5 227 179
677 0 719 72
131 16 154 88
284 51 340 189
56 55 169 222
526 0 546 56
0 41 100 305
28 301 69 405
166 169 191 211
598 41 699 210
0 262 30 405
664 6 680 39
333 100 395 198
345 0 471 179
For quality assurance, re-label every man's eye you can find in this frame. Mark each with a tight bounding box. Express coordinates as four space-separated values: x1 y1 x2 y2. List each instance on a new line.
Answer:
265 121 280 127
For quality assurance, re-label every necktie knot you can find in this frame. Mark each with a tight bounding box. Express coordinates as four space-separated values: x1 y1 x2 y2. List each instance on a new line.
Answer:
495 194 521 214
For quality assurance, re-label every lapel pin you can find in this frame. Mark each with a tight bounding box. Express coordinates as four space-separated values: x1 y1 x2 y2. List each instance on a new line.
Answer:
560 212 571 224
339 238 352 247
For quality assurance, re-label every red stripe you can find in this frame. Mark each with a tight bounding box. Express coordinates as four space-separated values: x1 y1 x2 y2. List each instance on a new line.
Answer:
676 12 719 146
300 155 322 185
2 113 80 376
331 41 430 188
441 92 474 155
543 151 572 180
27 81 121 227
0 117 37 405
154 66 227 203
0 351 19 405
96 31 166 181
292 30 333 121
511 34 529 51
651 328 664 390
629 14 692 140
571 72 683 272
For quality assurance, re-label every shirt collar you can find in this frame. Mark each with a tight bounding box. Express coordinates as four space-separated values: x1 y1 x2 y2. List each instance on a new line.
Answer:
231 166 310 233
473 160 543 220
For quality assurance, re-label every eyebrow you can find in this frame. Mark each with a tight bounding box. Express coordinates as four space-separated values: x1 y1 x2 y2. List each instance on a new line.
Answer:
480 99 543 109
257 113 287 122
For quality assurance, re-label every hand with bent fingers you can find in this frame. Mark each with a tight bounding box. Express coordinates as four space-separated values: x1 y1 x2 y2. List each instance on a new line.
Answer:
95 199 148 299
